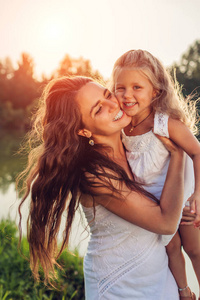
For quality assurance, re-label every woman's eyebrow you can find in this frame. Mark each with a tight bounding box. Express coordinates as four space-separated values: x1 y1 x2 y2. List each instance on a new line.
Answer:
103 88 108 96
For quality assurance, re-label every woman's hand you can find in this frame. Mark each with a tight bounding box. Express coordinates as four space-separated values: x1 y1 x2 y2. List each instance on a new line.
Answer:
180 206 196 226
154 134 184 157
184 193 200 227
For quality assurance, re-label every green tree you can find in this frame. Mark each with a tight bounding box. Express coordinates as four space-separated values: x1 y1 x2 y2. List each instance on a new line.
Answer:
9 53 40 109
0 57 14 104
169 40 200 97
54 54 103 81
0 53 105 133
0 57 14 78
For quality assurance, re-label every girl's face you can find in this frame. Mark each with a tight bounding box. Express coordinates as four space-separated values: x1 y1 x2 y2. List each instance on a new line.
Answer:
76 82 131 137
114 68 157 117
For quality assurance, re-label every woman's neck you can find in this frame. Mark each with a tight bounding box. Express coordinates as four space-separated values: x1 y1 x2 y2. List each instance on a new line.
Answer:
94 132 126 160
112 140 126 161
94 131 134 180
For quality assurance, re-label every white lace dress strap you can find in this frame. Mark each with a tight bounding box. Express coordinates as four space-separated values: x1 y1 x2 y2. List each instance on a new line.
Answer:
154 111 169 138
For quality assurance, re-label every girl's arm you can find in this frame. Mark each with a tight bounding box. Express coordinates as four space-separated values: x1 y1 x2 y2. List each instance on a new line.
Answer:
168 118 200 226
82 136 185 235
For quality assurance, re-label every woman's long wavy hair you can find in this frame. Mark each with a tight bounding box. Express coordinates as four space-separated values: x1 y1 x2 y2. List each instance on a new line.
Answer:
111 49 198 134
18 75 153 284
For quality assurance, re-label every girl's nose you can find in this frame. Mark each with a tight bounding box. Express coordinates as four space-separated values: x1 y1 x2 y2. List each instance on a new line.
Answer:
124 89 133 99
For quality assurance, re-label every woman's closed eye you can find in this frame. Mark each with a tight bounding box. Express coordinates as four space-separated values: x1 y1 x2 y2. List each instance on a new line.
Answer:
106 92 112 99
95 105 102 115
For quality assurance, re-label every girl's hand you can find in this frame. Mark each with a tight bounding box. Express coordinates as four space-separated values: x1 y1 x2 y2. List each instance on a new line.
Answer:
187 192 200 226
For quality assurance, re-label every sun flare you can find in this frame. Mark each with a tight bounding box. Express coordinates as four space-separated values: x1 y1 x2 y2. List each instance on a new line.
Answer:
41 20 64 42
32 16 73 76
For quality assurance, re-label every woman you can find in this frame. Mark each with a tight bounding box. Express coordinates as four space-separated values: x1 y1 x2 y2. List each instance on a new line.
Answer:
18 76 185 299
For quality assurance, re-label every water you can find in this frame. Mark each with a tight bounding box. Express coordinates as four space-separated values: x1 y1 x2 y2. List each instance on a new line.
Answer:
0 183 89 256
0 132 89 256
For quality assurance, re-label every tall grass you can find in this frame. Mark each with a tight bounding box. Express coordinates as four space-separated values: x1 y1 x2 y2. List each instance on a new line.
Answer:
0 219 84 300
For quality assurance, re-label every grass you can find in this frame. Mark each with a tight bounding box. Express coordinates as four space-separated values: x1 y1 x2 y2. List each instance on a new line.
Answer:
0 219 85 300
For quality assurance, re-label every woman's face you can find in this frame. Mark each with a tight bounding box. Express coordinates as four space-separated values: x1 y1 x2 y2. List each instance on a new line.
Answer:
76 82 131 137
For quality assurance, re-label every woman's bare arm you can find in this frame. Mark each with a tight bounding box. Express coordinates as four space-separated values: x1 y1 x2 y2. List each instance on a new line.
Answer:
82 136 184 235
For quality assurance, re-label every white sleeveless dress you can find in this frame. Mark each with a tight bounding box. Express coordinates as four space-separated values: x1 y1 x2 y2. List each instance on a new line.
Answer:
82 204 179 299
82 112 193 299
122 111 194 245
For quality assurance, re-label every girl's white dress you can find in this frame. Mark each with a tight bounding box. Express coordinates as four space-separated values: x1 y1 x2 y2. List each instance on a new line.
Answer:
122 111 194 245
122 111 194 204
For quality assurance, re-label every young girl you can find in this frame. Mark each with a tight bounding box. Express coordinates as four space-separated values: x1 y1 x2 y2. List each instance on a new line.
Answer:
111 49 200 300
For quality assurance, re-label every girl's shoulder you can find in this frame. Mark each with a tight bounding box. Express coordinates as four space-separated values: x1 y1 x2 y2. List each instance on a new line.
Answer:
154 112 187 139
154 111 169 138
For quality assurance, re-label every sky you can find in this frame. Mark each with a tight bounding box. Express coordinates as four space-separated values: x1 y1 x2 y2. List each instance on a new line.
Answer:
0 0 200 80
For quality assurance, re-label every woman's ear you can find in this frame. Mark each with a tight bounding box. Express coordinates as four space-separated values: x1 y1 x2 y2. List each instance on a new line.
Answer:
78 129 92 138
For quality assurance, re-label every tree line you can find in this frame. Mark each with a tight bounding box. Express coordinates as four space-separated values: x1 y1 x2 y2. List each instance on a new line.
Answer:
0 53 103 133
0 40 200 134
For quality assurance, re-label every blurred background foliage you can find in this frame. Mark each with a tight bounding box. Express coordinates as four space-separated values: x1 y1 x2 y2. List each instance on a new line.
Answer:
169 40 200 98
0 40 200 135
0 52 104 132
0 219 84 300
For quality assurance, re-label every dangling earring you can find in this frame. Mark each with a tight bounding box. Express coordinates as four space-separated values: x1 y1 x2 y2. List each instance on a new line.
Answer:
89 137 94 146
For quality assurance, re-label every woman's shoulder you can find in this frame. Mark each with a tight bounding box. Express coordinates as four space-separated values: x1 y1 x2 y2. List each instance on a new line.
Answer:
80 193 94 208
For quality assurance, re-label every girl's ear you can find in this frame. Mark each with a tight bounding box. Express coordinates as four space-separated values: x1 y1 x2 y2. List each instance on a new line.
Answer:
78 128 92 138
153 89 160 99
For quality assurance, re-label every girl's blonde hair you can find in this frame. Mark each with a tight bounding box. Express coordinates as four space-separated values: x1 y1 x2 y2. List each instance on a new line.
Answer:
111 49 198 134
